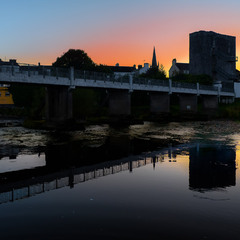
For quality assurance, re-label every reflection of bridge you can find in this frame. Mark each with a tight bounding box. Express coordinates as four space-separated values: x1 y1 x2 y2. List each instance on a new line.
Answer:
0 142 236 204
0 138 184 205
0 65 235 122
0 155 161 205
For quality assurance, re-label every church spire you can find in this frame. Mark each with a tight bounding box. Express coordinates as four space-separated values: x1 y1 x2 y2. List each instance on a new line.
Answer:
152 47 157 68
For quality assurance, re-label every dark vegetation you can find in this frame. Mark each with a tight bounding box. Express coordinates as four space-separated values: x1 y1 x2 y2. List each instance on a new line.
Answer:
52 49 112 73
140 65 167 80
9 84 45 119
171 73 213 85
218 99 240 119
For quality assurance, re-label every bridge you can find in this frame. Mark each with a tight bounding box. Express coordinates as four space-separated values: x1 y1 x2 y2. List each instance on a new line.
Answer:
0 65 235 122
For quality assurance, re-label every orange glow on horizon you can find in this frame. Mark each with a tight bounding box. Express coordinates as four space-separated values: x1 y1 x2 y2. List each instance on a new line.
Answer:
18 34 240 74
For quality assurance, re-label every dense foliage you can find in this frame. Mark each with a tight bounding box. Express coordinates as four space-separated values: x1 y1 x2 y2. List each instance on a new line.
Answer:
171 74 213 85
140 65 167 80
52 49 96 70
52 49 112 73
9 84 45 119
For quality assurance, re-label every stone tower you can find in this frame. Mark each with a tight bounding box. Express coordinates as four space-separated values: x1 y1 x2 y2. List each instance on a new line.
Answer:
189 31 237 88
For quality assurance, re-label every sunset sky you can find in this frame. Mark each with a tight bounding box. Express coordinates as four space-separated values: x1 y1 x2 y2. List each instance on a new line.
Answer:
1 0 240 73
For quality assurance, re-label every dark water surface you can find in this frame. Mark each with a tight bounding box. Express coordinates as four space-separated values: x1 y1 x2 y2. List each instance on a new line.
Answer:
0 121 240 239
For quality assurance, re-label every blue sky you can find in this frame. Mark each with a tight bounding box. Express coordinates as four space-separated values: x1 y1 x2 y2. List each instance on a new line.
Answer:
1 0 240 71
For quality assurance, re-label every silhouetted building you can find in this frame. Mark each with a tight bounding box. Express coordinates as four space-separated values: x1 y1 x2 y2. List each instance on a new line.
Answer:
152 47 158 68
108 64 136 76
236 69 240 81
138 63 150 74
190 31 237 88
169 59 189 77
0 59 19 72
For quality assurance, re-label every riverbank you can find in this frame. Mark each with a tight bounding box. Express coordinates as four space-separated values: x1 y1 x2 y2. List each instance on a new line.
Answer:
20 113 234 131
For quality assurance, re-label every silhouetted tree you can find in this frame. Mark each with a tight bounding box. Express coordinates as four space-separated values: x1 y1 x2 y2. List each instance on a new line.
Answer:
171 74 213 85
140 64 167 80
52 49 113 73
95 64 113 73
52 49 96 70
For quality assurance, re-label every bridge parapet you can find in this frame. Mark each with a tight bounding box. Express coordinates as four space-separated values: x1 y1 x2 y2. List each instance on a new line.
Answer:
199 84 217 91
133 77 169 87
0 65 235 97
172 81 196 90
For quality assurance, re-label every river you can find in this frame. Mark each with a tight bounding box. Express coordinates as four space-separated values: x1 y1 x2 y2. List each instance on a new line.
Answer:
0 121 240 239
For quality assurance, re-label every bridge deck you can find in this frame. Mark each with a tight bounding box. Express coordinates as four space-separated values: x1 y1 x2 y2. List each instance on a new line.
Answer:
0 67 235 97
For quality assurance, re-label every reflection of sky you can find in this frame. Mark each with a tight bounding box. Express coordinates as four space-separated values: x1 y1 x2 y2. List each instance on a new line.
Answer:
0 154 45 173
1 0 240 72
1 151 240 239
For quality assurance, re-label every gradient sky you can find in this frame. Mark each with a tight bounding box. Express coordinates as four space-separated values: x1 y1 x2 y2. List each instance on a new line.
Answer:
1 0 240 73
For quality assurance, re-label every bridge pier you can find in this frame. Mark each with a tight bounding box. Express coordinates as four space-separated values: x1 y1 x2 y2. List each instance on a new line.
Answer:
220 97 234 104
179 94 198 112
150 92 170 113
46 86 73 123
108 90 131 116
202 95 218 110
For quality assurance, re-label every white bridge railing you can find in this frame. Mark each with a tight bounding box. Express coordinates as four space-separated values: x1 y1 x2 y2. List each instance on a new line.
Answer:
0 66 235 97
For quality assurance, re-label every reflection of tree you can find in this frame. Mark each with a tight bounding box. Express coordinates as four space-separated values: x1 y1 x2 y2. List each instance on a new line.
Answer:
0 146 20 160
189 145 236 192
45 135 169 168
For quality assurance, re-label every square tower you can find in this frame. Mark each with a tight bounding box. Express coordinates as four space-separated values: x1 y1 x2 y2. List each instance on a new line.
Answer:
189 31 237 87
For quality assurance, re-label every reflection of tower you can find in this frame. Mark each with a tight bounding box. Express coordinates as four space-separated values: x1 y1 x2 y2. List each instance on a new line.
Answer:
168 144 172 161
129 160 133 172
172 152 177 162
153 156 156 169
189 144 236 191
69 167 74 189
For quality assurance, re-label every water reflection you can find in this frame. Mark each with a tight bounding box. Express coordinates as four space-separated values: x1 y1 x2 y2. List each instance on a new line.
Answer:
189 144 236 192
0 155 160 204
0 132 171 204
2 123 240 239
0 122 239 207
0 138 237 204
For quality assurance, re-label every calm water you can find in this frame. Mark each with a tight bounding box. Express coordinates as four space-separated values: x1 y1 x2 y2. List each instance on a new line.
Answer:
0 121 240 239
